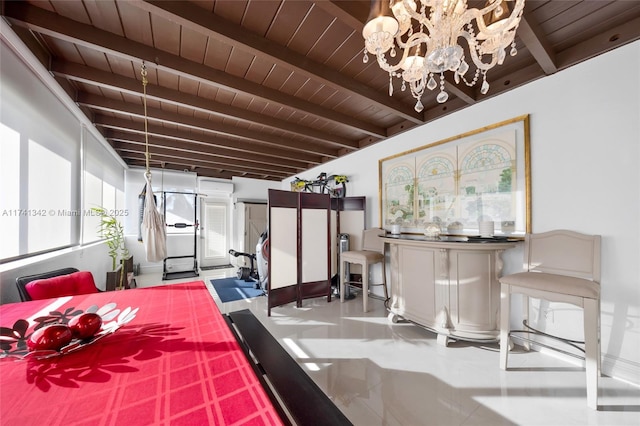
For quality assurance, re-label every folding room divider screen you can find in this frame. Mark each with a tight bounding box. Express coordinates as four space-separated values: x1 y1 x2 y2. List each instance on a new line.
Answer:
267 189 331 315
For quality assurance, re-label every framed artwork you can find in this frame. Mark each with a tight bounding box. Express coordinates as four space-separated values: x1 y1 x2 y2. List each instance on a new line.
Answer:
379 115 531 236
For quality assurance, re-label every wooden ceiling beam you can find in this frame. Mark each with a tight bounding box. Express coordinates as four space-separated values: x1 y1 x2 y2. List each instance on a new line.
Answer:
313 1 370 30
3 1 386 138
77 93 340 157
555 15 640 70
134 0 423 125
94 115 323 165
107 133 302 174
482 62 546 98
517 16 558 75
115 145 290 179
125 159 254 180
53 61 356 149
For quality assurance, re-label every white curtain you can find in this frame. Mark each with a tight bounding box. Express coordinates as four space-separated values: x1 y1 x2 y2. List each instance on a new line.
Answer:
142 173 167 262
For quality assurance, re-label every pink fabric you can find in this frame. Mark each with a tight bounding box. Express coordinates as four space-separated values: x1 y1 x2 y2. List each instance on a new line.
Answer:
0 281 283 425
25 271 99 300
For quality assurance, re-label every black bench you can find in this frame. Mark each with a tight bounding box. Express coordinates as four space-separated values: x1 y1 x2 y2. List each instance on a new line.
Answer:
225 309 352 426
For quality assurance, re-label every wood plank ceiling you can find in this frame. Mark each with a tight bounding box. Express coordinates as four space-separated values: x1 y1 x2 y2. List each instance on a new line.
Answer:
3 0 640 180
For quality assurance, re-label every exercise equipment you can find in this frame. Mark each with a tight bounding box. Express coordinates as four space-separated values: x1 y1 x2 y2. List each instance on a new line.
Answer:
229 230 269 290
229 249 259 282
255 230 269 290
162 191 199 280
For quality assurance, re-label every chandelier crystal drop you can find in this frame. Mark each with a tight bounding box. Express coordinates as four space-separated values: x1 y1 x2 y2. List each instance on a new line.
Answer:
362 0 525 112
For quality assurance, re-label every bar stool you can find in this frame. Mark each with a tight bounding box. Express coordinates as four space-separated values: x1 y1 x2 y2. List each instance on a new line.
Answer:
499 229 601 409
340 228 388 312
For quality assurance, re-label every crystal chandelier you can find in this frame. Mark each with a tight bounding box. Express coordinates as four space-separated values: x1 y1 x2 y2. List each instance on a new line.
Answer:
362 0 525 112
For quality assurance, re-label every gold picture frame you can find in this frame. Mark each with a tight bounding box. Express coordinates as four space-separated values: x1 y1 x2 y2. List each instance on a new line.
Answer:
379 115 531 236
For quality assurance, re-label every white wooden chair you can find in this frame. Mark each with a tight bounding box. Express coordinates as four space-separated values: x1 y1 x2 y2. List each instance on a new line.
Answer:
499 229 601 409
340 228 388 312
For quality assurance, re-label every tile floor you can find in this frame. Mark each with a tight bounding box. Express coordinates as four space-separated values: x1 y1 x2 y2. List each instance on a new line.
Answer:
136 269 640 425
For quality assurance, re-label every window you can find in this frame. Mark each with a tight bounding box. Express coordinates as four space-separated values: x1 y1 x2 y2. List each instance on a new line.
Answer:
0 38 125 263
82 172 103 244
82 127 125 244
27 140 72 252
0 123 20 259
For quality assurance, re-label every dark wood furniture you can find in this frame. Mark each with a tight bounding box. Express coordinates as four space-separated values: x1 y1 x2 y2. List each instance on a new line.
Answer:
226 309 352 426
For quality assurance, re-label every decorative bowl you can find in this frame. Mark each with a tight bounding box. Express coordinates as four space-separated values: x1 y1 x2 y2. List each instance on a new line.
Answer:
423 222 441 238
0 302 138 361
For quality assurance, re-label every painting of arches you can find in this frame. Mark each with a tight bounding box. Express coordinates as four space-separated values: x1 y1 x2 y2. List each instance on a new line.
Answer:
379 116 530 235
458 132 517 228
381 160 415 227
415 149 456 225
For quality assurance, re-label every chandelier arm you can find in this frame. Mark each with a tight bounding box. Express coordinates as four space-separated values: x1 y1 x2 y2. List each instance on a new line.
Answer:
374 49 408 74
400 0 437 35
399 0 422 22
475 19 521 38
458 31 500 71
394 30 429 51
468 0 503 19
374 33 428 73
473 0 526 38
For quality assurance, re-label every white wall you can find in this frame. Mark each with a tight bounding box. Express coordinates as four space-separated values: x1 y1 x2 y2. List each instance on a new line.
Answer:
285 41 640 384
232 176 281 202
230 177 281 257
0 243 115 303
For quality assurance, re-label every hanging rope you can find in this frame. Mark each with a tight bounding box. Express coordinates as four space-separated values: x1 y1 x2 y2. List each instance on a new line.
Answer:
141 62 150 177
138 62 150 242
139 62 167 262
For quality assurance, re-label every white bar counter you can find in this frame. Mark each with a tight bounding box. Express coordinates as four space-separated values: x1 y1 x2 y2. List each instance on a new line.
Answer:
382 233 519 346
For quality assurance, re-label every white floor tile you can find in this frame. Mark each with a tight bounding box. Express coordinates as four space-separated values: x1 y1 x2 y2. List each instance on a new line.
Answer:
136 271 640 425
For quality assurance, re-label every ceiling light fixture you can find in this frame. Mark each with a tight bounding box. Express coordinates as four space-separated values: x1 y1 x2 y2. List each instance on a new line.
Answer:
362 0 525 112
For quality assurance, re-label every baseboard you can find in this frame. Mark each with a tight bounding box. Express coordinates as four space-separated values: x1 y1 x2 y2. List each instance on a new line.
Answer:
200 264 233 271
139 265 163 275
602 354 640 386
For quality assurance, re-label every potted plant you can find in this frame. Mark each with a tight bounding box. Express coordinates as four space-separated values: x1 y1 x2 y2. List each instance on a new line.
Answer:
91 207 131 290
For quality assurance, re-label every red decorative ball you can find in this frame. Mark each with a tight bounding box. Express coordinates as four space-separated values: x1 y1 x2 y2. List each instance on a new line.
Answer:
27 324 73 351
68 313 103 339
